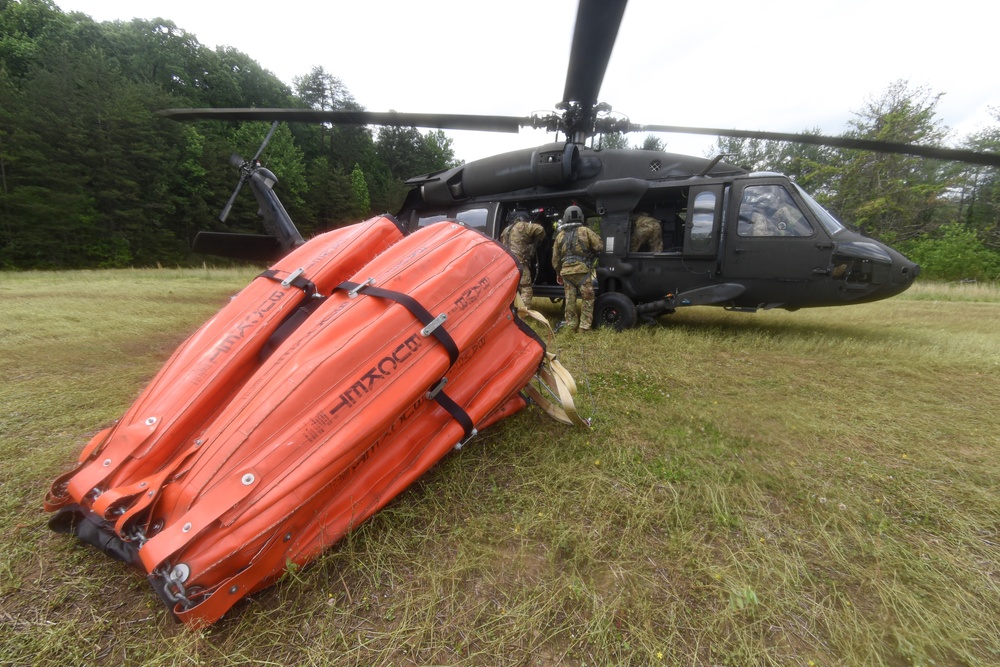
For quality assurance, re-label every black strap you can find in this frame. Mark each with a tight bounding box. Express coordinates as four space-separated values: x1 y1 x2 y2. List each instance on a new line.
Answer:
258 268 318 297
430 388 475 441
335 280 459 366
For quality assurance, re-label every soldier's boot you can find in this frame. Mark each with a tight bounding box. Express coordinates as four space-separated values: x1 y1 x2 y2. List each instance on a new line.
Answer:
578 304 594 331
519 273 534 306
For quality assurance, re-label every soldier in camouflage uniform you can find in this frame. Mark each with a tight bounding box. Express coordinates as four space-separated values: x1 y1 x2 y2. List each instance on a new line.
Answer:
629 212 663 252
500 210 546 304
552 205 602 332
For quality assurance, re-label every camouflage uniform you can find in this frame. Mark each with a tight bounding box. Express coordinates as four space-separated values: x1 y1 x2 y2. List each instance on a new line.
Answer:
745 186 812 237
500 217 546 303
552 208 602 331
750 203 808 236
629 213 663 252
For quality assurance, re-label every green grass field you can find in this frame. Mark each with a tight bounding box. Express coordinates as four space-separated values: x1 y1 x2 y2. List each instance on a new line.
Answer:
1 270 997 666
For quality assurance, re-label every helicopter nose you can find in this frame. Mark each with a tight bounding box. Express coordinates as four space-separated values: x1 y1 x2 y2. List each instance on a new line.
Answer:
893 252 920 285
834 239 919 301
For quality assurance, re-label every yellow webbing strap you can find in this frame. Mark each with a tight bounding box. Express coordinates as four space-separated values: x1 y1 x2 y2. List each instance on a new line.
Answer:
513 294 590 427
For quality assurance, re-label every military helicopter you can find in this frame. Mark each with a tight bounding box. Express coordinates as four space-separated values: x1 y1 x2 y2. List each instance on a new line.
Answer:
162 0 1000 330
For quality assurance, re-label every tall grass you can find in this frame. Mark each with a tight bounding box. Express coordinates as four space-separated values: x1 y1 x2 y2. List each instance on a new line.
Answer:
1 271 997 666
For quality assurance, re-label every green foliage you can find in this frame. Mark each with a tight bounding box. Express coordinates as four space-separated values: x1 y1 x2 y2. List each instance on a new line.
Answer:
293 65 353 111
597 132 668 152
639 134 665 152
0 0 65 78
350 163 370 215
0 4 456 268
899 223 1000 281
595 131 630 150
375 124 458 181
832 81 952 240
300 156 355 229
713 135 772 171
958 107 1000 249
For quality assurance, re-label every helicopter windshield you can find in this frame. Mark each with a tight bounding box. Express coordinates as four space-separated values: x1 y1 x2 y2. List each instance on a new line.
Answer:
793 184 846 236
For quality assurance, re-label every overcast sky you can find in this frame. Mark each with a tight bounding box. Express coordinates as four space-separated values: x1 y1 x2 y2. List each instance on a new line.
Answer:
53 0 1000 163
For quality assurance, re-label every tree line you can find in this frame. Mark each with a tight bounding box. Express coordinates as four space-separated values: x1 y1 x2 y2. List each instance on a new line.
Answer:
2 1 999 280
0 0 458 269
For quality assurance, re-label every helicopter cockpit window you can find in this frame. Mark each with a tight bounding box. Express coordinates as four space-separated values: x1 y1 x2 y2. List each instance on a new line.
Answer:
738 185 813 237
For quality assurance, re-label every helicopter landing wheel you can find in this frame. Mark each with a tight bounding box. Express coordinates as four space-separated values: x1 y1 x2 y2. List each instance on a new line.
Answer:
593 292 637 331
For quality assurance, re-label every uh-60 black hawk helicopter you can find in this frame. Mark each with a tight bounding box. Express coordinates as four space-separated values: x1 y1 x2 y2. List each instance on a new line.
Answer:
162 0 1000 331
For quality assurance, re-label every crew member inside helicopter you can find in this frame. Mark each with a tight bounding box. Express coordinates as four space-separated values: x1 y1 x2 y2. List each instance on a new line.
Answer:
738 185 813 237
499 209 546 304
629 212 664 253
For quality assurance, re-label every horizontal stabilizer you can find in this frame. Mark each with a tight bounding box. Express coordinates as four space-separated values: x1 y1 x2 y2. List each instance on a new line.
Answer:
192 232 283 262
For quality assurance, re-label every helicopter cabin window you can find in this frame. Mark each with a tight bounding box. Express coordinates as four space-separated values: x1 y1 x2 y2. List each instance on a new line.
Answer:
455 207 489 232
415 208 489 233
682 190 719 257
416 213 449 229
738 185 813 237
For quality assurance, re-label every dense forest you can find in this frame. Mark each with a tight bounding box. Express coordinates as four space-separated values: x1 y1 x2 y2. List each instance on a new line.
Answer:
0 0 458 269
2 0 999 279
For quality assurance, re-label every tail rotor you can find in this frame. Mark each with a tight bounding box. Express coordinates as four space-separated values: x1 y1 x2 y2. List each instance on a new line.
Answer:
219 122 279 223
193 121 305 261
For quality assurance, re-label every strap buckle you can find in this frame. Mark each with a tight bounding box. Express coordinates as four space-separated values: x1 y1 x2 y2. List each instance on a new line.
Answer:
426 378 448 399
280 268 305 288
348 278 375 298
420 313 448 337
454 429 478 451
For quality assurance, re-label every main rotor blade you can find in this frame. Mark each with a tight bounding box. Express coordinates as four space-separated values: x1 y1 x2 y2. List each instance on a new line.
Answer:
252 121 280 162
219 179 244 223
634 124 1000 168
562 0 628 107
160 108 527 133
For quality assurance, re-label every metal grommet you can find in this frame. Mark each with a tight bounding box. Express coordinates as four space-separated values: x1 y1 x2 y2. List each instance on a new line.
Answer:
182 522 192 533
170 563 190 583
102 459 112 467
145 417 157 426
241 473 256 486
